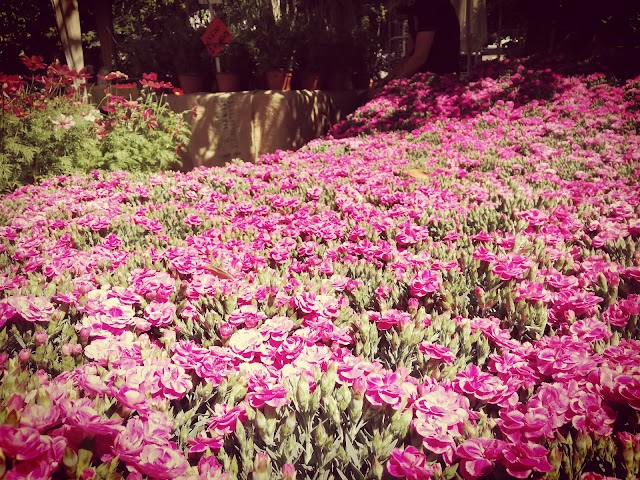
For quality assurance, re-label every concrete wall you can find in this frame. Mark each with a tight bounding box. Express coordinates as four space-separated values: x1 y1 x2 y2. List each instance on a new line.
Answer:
165 90 364 169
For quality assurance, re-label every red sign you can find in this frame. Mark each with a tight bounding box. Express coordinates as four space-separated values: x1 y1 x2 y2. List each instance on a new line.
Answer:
201 17 233 58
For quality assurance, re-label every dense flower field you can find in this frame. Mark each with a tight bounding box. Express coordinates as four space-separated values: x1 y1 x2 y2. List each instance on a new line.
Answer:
0 60 639 479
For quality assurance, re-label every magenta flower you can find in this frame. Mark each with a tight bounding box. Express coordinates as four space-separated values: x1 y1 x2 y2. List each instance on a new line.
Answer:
456 437 507 479
419 342 455 364
409 270 441 297
0 425 51 460
387 446 434 480
535 337 598 381
498 404 558 443
453 364 518 407
488 349 541 390
187 430 225 454
228 328 264 360
113 417 146 463
569 390 616 436
135 443 189 479
501 441 554 479
365 371 411 408
63 398 124 436
19 403 62 432
369 309 412 330
246 375 289 409
171 340 209 370
472 246 496 262
413 420 458 464
227 305 267 328
144 301 177 327
6 295 55 322
130 268 176 302
208 403 248 435
198 454 229 478
492 253 532 281
259 316 295 343
569 317 611 342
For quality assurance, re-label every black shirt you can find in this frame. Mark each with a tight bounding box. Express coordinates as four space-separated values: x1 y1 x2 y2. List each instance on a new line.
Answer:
407 0 461 74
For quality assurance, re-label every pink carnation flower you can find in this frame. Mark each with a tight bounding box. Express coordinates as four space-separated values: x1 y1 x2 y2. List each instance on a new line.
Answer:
208 403 248 435
409 270 441 297
365 371 411 408
492 253 532 281
387 446 434 480
501 441 553 479
227 305 267 328
419 342 455 364
136 443 189 479
6 295 55 323
457 437 507 479
144 301 177 327
245 375 289 409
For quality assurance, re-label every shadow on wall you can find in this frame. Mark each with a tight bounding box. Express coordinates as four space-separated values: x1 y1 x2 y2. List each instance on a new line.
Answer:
167 90 363 170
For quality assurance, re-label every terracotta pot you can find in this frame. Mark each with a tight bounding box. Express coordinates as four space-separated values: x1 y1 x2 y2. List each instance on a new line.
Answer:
216 72 242 92
178 74 205 94
293 71 323 90
264 68 293 91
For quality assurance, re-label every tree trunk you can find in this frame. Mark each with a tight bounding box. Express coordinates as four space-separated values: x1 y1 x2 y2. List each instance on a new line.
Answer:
50 0 84 71
88 0 114 71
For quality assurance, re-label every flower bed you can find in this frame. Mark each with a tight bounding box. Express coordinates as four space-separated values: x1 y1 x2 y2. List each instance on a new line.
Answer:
0 56 189 193
0 60 639 479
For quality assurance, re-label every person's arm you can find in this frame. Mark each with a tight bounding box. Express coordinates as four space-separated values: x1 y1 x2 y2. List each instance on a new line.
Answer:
384 31 435 83
368 31 434 98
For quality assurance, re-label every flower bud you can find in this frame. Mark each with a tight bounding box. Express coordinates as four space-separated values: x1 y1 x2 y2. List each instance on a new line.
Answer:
34 330 48 346
371 458 384 480
219 322 234 339
575 431 592 456
320 363 337 396
296 378 311 412
310 385 322 412
163 329 176 343
281 463 296 480
352 377 366 398
408 297 419 311
80 468 95 480
77 449 93 473
324 395 341 428
349 395 363 423
255 409 268 436
314 421 329 447
18 349 31 363
548 444 562 471
337 384 352 411
71 344 83 356
280 412 297 438
61 343 72 356
252 452 270 480
78 327 91 343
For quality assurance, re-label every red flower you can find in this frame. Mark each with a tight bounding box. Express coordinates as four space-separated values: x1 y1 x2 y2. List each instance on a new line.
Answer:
112 82 137 89
20 54 46 71
97 71 129 81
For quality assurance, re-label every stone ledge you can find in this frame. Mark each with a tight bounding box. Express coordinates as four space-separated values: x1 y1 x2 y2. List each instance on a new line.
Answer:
164 90 364 168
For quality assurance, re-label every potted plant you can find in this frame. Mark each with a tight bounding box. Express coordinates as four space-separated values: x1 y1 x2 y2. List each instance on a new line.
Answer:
162 17 210 94
292 15 331 90
215 42 252 92
246 14 297 90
